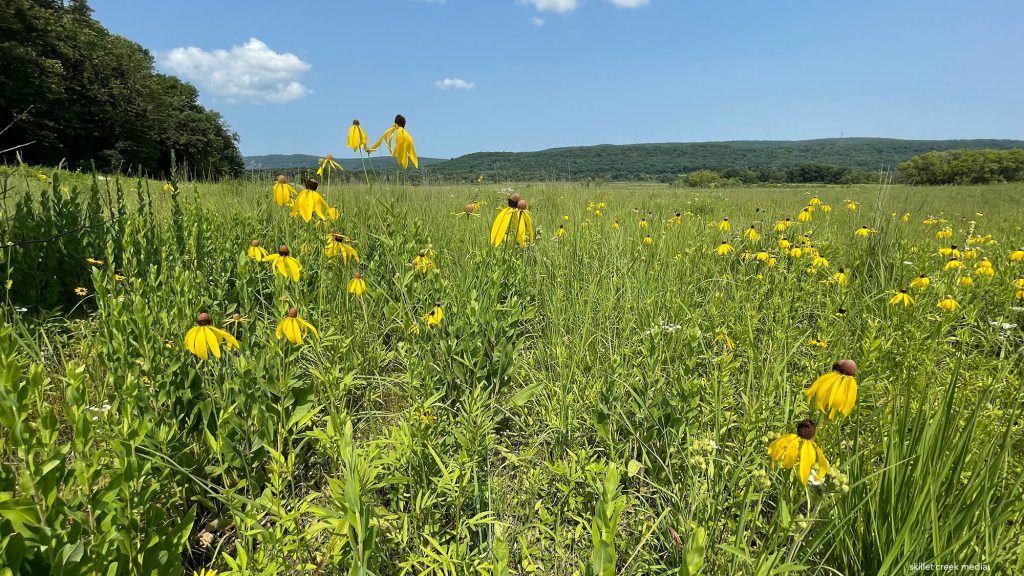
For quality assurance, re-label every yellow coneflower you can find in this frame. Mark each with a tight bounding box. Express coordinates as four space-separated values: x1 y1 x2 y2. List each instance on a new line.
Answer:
835 307 848 318
412 250 434 273
276 307 318 345
797 208 812 223
846 200 858 211
347 272 366 297
1009 249 1024 262
291 179 331 222
755 251 771 262
325 233 359 263
162 182 175 193
643 235 654 246
273 175 294 207
86 257 104 266
668 212 683 225
744 225 760 242
612 221 620 231
809 196 822 207
715 241 734 256
821 204 833 213
938 245 961 258
114 273 126 282
778 237 791 250
369 114 419 169
958 275 974 287
185 313 240 360
714 330 735 350
944 257 964 271
248 240 269 262
805 359 857 418
890 288 914 306
316 154 343 177
490 193 535 247
936 295 959 312
774 218 793 232
1014 278 1024 290
974 259 994 277
718 218 731 232
935 227 953 240
902 212 911 223
910 274 930 290
193 568 218 576
831 268 848 287
811 255 829 268
74 287 88 297
422 303 444 327
808 338 828 348
454 203 481 218
768 419 829 486
555 225 567 239
789 246 803 258
639 218 649 229
961 249 977 260
347 120 368 152
854 226 875 238
265 245 302 282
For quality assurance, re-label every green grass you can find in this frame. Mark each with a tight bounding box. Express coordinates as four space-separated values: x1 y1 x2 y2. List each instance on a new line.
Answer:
1 169 1023 575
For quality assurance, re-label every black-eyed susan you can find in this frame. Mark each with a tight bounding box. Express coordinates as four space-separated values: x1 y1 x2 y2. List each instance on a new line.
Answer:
185 312 240 360
193 568 218 576
347 120 368 152
890 288 914 307
114 273 126 282
854 225 875 238
936 295 959 312
276 307 318 345
370 114 419 169
422 303 444 327
411 250 434 273
910 274 930 290
831 268 848 287
715 241 734 256
86 257 104 266
273 175 294 207
808 338 828 349
316 154 343 177
805 359 857 418
717 218 731 232
325 233 359 263
265 245 302 282
347 272 366 297
291 179 331 222
490 193 535 247
974 259 994 277
744 225 760 242
74 287 88 297
768 419 829 486
248 240 269 262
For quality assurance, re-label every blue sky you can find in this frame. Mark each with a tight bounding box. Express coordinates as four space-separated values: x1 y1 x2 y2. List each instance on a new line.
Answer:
91 0 1024 158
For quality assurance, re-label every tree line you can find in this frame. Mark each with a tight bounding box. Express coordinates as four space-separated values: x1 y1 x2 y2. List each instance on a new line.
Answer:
0 0 243 178
897 149 1024 185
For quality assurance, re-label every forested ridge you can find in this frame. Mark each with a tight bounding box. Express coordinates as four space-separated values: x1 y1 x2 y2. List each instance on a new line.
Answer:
0 0 243 178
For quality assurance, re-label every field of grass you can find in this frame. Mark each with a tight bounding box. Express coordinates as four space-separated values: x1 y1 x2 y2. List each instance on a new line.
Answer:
2 169 1024 575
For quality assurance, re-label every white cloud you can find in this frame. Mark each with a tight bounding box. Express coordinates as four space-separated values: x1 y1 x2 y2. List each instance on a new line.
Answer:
162 38 312 104
521 0 579 13
607 0 649 6
435 77 476 90
531 16 546 26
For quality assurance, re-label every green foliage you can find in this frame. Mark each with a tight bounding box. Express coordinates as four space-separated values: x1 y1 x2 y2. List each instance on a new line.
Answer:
0 0 243 178
423 138 1024 183
2 172 1024 575
898 148 1024 185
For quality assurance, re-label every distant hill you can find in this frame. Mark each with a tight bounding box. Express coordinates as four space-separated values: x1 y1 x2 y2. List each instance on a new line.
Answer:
244 154 448 171
420 138 1024 182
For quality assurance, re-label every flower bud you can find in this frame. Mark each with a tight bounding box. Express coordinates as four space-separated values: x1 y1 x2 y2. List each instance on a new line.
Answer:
287 307 298 318
197 312 210 326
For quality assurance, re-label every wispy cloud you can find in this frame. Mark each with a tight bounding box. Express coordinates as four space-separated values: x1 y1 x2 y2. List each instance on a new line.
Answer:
607 0 649 7
521 0 579 13
531 16 546 26
162 38 311 104
435 77 476 90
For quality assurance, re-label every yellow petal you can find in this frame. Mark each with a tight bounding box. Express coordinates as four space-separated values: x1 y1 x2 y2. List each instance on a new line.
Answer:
799 440 815 485
782 436 801 468
203 326 222 359
490 207 514 247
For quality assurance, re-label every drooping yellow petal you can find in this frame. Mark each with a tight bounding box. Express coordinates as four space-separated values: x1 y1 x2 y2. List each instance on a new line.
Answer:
185 326 206 360
490 207 514 247
782 436 801 468
369 125 397 153
815 444 830 478
203 326 222 359
299 318 318 336
210 326 239 350
798 440 815 485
